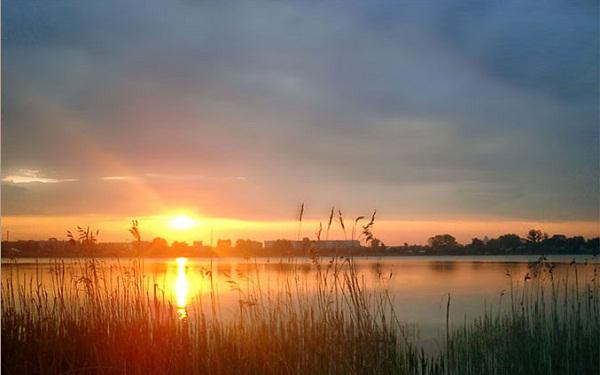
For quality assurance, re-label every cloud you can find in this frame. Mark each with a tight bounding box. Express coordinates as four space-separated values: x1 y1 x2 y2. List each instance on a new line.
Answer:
2 169 78 184
1 0 597 222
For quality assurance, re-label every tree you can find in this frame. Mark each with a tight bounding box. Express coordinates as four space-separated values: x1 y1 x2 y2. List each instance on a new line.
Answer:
542 235 567 252
151 237 168 247
470 238 485 252
371 238 385 250
526 229 546 244
565 236 585 253
496 234 522 251
428 234 458 250
587 238 599 255
150 237 168 251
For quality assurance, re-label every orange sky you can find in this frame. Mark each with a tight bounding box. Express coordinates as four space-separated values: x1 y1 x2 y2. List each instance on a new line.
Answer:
2 214 597 245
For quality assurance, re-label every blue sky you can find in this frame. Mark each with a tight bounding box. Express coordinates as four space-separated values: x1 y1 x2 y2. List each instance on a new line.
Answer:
2 1 598 227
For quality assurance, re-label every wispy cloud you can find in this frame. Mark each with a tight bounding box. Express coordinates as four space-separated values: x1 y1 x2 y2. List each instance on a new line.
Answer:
2 169 77 184
100 176 135 181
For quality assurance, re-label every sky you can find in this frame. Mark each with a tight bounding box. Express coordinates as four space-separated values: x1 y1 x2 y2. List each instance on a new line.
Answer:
2 1 599 244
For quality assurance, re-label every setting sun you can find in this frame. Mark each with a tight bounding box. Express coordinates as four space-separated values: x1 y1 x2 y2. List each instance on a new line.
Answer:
169 215 197 230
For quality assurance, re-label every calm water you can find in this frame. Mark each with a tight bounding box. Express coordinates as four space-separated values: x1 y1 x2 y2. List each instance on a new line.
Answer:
3 255 597 348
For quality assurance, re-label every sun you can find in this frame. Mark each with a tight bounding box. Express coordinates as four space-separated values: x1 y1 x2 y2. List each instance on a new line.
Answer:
169 214 197 230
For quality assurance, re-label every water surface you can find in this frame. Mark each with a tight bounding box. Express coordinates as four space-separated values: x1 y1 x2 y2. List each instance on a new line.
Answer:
3 255 596 348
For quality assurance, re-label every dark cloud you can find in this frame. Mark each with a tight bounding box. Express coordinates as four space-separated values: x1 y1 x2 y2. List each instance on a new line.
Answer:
2 0 598 221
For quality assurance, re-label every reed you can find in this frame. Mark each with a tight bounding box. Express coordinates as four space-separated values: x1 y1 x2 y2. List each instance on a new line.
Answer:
1 257 423 375
438 260 600 375
1 257 598 375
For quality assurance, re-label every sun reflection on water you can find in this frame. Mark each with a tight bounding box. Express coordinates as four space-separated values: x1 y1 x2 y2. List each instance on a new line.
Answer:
175 257 188 319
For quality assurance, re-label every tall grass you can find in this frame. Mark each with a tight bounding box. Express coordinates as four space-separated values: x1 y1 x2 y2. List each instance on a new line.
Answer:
2 258 599 375
439 261 600 375
2 258 424 375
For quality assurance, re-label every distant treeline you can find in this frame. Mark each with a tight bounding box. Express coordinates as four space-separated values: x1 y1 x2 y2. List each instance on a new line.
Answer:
389 230 599 256
1 229 598 258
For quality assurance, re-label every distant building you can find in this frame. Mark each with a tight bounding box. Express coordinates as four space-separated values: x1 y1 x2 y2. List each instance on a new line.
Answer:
264 239 360 250
235 239 263 252
316 240 360 250
216 239 232 250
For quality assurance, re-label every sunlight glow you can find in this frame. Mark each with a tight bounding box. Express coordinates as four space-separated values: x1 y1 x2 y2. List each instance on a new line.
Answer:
175 257 188 319
169 215 197 231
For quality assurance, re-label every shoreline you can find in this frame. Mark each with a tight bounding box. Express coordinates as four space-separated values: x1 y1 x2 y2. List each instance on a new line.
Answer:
3 253 598 264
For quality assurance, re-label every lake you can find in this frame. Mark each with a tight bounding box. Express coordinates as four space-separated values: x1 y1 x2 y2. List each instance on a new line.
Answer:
3 255 597 350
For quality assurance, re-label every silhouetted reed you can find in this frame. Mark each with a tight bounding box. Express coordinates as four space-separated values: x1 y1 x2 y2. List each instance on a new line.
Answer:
2 257 421 374
2 257 598 375
437 260 599 374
